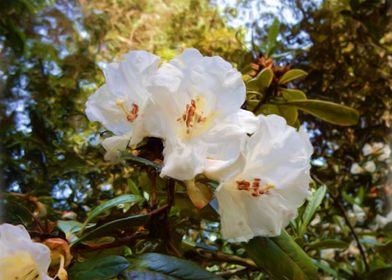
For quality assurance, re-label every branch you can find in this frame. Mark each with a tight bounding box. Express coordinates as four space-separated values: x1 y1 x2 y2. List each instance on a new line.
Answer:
312 176 369 272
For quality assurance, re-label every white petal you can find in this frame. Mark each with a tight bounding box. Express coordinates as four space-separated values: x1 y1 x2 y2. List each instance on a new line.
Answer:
215 114 312 242
104 50 159 100
0 223 52 279
160 140 207 180
362 143 372 156
364 160 376 173
350 163 363 174
85 85 134 135
101 134 131 161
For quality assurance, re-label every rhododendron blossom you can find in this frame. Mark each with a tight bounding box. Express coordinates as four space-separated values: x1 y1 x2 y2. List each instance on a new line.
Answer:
0 223 52 280
214 115 313 242
85 51 160 159
145 48 258 180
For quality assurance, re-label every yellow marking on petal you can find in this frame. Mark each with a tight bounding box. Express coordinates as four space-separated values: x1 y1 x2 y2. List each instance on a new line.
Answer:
177 96 216 140
0 251 42 280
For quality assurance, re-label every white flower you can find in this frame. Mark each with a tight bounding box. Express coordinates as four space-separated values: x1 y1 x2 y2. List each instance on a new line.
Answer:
350 161 376 174
363 160 376 173
362 142 391 161
85 51 160 158
373 211 392 230
0 223 52 280
145 48 258 180
215 115 313 242
350 163 364 174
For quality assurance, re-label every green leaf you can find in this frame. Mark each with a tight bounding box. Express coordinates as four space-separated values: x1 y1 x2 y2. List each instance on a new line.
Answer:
246 68 274 92
280 88 307 100
81 194 142 233
313 260 338 278
68 255 129 280
306 239 349 251
122 271 177 280
72 214 150 246
245 230 318 280
278 69 308 84
299 185 327 236
129 253 222 280
57 220 94 236
120 153 161 171
258 104 298 126
278 105 298 126
376 241 392 262
282 99 359 126
266 18 280 57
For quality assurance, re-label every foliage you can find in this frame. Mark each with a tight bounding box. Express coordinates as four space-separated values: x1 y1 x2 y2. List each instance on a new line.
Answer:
0 0 391 279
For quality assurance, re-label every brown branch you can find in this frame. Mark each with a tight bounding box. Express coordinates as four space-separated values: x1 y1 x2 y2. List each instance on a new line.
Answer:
312 176 369 272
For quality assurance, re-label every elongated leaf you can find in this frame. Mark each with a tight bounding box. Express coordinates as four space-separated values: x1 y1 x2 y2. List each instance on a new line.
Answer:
245 230 318 280
306 239 348 251
120 153 161 170
266 18 280 57
280 88 307 100
279 69 308 84
129 253 222 280
72 214 150 246
272 231 319 279
258 104 298 126
81 194 142 232
299 185 327 236
123 271 177 280
282 99 359 126
247 68 274 92
69 255 129 280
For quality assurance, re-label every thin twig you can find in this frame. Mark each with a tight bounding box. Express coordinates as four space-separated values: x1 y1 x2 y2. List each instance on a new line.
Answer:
312 176 369 272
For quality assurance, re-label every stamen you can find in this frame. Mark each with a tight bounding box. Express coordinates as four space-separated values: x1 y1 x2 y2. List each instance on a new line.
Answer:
236 178 274 197
177 98 207 134
116 100 139 123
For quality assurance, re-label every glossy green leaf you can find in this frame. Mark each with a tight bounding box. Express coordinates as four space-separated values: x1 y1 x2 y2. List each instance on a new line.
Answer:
278 105 298 126
279 69 308 84
258 104 298 126
258 104 281 115
245 230 318 280
306 239 349 251
266 18 280 57
122 271 177 280
280 88 307 100
120 153 161 171
247 68 274 92
81 194 143 232
299 185 327 236
282 99 360 126
68 255 129 280
72 214 150 246
129 253 222 280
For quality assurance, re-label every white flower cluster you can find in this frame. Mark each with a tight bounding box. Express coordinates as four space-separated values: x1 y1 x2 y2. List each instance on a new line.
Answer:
86 49 313 242
0 223 53 280
350 142 391 175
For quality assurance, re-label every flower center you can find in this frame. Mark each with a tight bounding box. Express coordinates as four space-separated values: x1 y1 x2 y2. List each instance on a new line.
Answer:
0 251 42 280
177 96 214 138
116 100 139 122
236 178 274 197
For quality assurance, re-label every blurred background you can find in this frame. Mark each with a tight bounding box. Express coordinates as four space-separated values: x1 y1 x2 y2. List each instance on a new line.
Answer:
0 0 391 278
